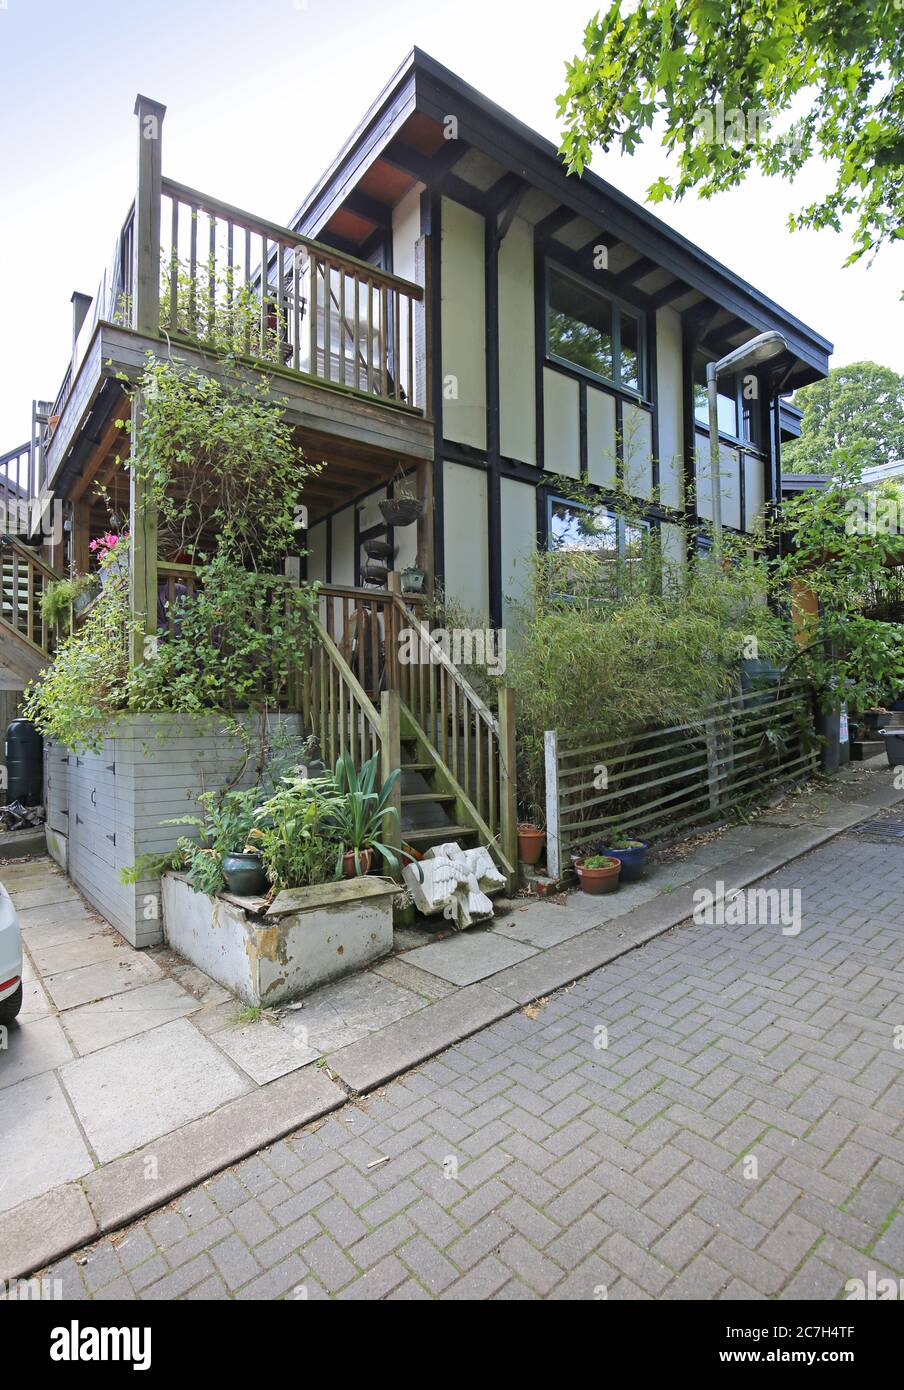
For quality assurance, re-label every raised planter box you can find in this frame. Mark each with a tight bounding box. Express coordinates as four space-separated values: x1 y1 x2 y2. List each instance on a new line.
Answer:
43 711 305 950
161 871 396 1006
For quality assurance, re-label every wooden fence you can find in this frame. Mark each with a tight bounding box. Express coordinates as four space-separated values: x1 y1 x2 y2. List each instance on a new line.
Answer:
544 682 817 876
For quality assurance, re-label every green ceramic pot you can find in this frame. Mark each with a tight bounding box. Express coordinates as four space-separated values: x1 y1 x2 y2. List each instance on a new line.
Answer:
221 851 268 896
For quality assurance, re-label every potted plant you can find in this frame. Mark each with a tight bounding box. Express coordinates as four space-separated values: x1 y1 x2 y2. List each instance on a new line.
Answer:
252 775 345 892
90 532 130 586
329 751 423 879
401 564 426 594
574 853 621 895
599 827 649 881
380 473 423 527
517 821 546 865
163 787 268 897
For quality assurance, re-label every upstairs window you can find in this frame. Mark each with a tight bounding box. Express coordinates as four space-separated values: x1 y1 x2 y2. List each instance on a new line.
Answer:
693 351 763 447
547 266 645 394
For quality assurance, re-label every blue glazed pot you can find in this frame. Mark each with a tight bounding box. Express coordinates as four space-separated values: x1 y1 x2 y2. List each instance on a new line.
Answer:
600 840 649 882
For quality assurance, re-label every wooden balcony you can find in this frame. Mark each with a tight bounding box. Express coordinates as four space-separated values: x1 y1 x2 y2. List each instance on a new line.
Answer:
41 97 433 500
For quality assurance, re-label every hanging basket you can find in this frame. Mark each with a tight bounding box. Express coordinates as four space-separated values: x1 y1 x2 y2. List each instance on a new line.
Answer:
379 497 423 527
362 557 388 585
363 538 394 560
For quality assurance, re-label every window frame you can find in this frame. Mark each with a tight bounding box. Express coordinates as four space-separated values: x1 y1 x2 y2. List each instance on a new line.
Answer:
692 349 765 453
546 494 654 594
544 261 648 400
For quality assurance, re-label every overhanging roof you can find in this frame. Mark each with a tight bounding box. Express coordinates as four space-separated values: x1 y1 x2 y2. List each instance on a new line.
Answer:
290 49 832 390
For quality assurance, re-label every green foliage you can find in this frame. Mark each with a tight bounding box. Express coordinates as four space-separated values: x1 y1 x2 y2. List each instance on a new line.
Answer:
128 553 317 720
29 345 320 754
774 460 904 710
783 362 904 474
23 571 134 752
40 575 100 634
162 785 265 897
509 535 792 819
328 751 420 878
558 2 904 281
122 352 320 567
582 854 619 869
251 776 345 893
160 256 286 368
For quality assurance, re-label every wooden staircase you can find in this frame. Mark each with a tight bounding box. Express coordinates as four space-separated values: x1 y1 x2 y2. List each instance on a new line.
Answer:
0 535 59 687
399 736 479 853
301 584 518 888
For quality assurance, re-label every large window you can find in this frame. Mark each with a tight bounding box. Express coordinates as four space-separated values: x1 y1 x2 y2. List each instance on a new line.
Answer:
547 266 645 394
549 497 652 595
693 352 762 447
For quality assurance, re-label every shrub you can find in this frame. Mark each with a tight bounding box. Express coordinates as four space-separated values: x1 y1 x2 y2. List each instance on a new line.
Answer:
508 542 792 819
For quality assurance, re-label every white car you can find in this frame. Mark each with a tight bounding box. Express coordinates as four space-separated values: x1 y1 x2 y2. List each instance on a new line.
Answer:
0 882 23 1025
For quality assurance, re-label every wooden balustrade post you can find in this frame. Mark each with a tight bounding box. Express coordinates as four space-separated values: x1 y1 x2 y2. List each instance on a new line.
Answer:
543 728 561 880
129 96 164 667
386 571 402 692
133 95 166 335
284 556 301 712
498 686 518 877
380 689 402 859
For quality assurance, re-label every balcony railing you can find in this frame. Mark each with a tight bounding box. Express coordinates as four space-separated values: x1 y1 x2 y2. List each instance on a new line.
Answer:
41 99 427 435
159 180 424 410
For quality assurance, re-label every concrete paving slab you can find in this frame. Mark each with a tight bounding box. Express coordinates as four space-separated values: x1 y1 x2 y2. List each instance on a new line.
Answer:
60 979 201 1055
42 953 163 1011
0 1014 74 1091
19 978 51 1022
211 1017 319 1083
0 1073 94 1212
10 883 81 910
327 983 511 1093
58 1018 251 1163
493 903 595 949
277 972 425 1053
18 911 106 948
82 1067 345 1233
29 929 131 977
369 954 458 1000
401 929 538 986
0 1182 97 1283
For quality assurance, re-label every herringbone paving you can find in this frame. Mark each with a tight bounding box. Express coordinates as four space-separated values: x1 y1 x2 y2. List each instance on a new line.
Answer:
40 833 904 1299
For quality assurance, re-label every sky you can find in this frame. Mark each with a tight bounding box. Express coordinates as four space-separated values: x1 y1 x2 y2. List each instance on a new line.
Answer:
1 0 901 449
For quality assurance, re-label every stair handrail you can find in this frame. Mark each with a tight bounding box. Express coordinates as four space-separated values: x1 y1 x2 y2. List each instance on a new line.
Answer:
0 534 64 585
390 593 500 735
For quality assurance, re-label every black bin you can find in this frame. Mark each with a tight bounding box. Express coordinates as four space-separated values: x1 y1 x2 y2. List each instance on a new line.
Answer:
5 718 43 807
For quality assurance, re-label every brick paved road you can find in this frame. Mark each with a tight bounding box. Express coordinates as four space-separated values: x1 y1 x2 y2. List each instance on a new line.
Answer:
42 832 904 1299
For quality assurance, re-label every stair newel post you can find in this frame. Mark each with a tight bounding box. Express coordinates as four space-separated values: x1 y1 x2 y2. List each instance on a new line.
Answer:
129 95 165 668
498 685 518 884
380 688 403 863
386 570 402 695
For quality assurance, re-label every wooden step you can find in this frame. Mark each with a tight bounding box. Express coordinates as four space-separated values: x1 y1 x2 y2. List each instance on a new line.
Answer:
402 824 477 846
401 792 455 806
400 761 435 774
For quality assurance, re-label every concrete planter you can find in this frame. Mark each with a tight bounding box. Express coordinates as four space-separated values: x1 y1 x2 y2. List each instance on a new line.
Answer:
43 711 305 949
161 871 396 1006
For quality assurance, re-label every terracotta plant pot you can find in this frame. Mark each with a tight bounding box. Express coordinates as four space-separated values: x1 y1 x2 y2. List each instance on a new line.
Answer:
574 856 621 895
343 848 373 878
517 823 546 865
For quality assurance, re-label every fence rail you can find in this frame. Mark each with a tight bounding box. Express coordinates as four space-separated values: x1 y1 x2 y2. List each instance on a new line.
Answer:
545 682 817 876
